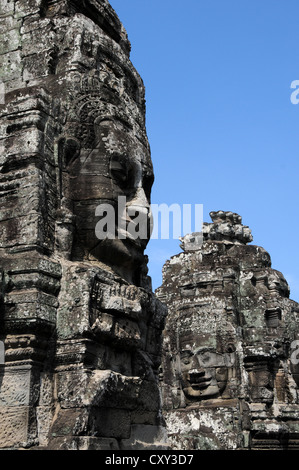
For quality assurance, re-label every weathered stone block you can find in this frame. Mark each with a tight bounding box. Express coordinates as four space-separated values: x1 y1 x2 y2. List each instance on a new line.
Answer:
0 50 22 82
0 27 21 55
89 408 132 439
14 0 46 19
0 0 14 18
0 367 33 406
120 424 169 450
76 437 120 450
0 405 37 448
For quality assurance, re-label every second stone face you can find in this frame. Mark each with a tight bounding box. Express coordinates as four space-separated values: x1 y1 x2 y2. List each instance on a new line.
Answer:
157 211 299 450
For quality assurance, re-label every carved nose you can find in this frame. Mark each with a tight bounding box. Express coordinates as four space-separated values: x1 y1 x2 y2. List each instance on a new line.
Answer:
125 189 152 243
129 187 150 210
126 202 151 227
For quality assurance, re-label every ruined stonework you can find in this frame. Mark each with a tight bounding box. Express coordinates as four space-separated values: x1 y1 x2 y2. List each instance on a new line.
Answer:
157 211 299 450
0 0 167 450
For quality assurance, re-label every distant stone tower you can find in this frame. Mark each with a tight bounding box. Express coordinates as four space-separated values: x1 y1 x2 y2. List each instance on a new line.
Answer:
157 211 299 450
0 0 167 450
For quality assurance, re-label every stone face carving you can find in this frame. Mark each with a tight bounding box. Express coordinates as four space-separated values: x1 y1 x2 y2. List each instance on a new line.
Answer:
67 116 153 284
157 211 299 450
180 347 233 401
0 0 167 450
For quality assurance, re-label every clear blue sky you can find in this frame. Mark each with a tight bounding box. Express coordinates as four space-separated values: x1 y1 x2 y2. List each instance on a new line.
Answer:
109 0 299 301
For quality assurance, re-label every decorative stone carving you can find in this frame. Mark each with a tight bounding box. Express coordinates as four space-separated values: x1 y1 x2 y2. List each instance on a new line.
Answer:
157 211 299 450
0 0 167 450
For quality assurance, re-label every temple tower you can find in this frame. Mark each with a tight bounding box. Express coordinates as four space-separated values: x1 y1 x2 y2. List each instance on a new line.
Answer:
0 0 167 450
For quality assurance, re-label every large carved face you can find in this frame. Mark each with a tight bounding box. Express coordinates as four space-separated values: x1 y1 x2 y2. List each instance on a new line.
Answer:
180 347 228 399
63 117 154 284
179 334 236 400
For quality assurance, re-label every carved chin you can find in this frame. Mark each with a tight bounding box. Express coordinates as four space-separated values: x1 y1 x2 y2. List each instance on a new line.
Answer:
91 237 145 269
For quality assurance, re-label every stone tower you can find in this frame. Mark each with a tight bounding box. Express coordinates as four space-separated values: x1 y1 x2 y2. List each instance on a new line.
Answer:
0 0 167 450
157 211 299 450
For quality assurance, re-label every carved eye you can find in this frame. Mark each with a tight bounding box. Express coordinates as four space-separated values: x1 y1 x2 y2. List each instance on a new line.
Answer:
110 155 129 186
216 368 227 379
201 353 212 365
180 350 193 365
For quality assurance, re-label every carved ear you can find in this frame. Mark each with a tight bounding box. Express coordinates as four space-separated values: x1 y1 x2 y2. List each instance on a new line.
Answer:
93 116 115 145
57 137 81 201
59 138 81 169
